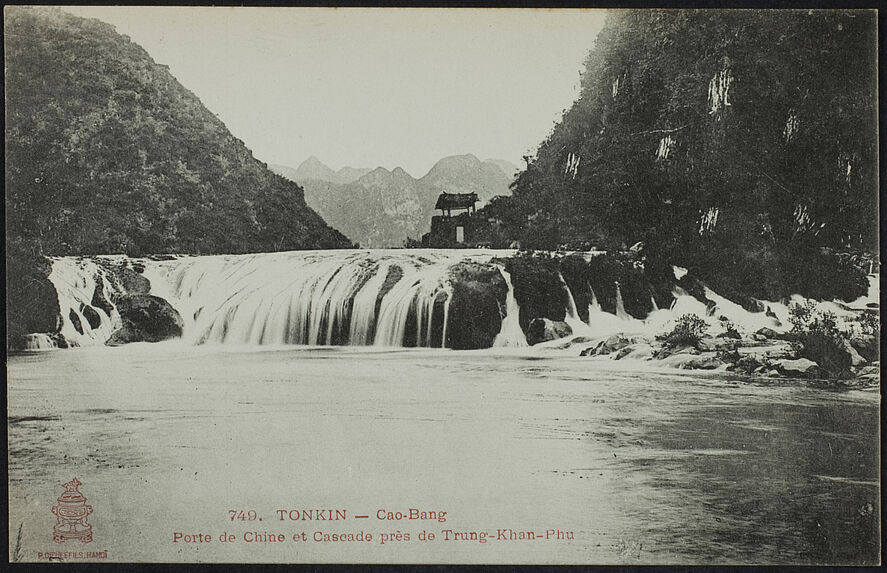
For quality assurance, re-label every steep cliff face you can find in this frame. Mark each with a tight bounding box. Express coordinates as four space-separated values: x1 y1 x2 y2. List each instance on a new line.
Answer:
5 7 353 256
483 9 876 301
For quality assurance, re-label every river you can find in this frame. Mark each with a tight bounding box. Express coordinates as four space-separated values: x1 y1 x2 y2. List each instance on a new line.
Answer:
7 344 880 564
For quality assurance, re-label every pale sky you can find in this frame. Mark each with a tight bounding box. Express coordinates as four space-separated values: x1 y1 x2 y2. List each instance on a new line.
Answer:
62 6 607 176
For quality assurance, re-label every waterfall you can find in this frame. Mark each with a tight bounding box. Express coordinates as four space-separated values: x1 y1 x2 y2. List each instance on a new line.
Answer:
614 283 632 321
493 267 528 347
37 248 864 352
558 272 589 333
440 288 452 349
23 333 56 350
373 258 454 347
349 261 390 345
588 285 602 312
45 249 515 349
47 257 123 347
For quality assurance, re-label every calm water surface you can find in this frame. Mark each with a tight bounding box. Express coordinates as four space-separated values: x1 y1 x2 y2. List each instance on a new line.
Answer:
7 345 880 564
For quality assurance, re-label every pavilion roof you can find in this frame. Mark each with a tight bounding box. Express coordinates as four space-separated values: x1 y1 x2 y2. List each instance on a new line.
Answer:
435 192 478 210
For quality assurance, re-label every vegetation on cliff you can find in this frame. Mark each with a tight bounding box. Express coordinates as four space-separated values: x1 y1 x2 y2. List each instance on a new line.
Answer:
482 10 876 301
5 7 352 257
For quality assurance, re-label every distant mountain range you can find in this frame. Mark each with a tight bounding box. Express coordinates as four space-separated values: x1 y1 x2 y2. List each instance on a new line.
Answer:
270 155 518 247
270 157 372 186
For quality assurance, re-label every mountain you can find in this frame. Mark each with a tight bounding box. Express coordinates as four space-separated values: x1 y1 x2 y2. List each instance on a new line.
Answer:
5 6 352 256
336 166 374 184
271 158 372 186
273 154 515 247
480 9 876 301
290 156 341 183
292 166 424 248
419 154 515 207
483 158 520 179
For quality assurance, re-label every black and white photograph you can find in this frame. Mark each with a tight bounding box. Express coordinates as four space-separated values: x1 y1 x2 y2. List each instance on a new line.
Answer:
5 5 880 565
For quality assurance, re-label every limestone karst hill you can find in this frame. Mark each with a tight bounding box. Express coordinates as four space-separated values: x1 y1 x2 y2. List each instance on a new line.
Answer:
5 6 353 257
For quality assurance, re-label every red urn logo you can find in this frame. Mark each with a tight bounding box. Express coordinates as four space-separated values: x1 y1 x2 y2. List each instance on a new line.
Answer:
51 478 93 543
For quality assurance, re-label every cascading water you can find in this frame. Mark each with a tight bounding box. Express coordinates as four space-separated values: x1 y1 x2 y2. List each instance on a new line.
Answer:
46 257 125 347
614 282 632 321
558 272 591 334
33 249 878 352
23 333 56 350
584 285 628 335
588 285 602 312
493 267 528 347
141 250 472 348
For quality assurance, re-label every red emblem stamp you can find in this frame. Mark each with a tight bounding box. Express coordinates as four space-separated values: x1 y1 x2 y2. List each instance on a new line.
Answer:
51 478 93 543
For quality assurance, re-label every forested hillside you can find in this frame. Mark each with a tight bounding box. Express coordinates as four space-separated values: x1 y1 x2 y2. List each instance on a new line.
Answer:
5 7 352 256
482 10 877 300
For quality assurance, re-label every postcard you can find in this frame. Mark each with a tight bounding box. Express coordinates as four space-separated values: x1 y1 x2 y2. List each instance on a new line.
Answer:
6 5 880 565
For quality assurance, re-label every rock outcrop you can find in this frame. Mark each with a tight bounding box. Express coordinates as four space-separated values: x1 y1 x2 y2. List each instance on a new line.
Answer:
776 358 822 379
106 294 184 345
6 254 62 350
527 318 572 346
445 262 507 350
581 334 634 357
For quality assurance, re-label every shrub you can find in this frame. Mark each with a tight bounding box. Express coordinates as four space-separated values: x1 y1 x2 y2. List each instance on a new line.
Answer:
788 301 817 332
788 302 853 378
661 314 708 348
719 318 742 339
856 309 880 338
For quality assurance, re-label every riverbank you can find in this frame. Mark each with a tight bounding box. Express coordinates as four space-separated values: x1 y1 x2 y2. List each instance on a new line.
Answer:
534 330 880 388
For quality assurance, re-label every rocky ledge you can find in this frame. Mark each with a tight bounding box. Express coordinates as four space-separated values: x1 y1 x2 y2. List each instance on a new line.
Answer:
567 327 880 387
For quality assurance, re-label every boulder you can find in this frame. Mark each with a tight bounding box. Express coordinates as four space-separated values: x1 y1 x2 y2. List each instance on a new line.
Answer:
444 262 508 349
655 344 700 359
6 253 62 348
80 303 102 329
697 337 739 352
589 334 634 356
855 364 880 385
504 255 568 331
755 327 781 339
850 335 879 363
681 355 725 370
776 358 822 379
658 350 721 369
614 343 654 360
68 309 84 334
106 294 183 345
841 339 867 367
731 355 763 375
527 318 572 345
737 296 767 313
96 260 151 298
90 275 115 315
